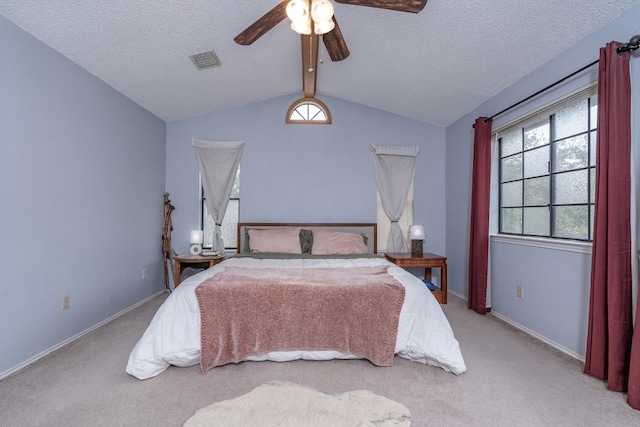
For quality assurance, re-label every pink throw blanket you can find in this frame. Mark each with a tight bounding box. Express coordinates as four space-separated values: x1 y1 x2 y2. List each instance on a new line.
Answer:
195 265 405 374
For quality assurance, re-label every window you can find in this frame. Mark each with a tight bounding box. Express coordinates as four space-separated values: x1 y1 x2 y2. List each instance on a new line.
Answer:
498 85 597 241
376 179 413 252
201 167 240 250
286 97 332 124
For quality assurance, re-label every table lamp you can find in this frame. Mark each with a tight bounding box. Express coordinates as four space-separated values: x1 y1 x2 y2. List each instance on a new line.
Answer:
409 225 426 256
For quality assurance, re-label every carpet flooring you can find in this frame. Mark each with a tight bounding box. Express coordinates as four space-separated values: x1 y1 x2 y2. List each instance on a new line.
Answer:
1 293 639 426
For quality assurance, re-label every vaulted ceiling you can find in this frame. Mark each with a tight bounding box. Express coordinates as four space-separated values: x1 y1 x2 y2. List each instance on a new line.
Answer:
2 0 639 126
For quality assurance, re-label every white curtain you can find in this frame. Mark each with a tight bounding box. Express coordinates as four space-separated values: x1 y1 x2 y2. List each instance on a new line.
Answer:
193 139 245 251
370 144 419 253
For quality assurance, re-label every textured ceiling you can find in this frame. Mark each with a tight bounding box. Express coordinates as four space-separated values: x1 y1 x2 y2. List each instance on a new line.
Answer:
2 0 639 126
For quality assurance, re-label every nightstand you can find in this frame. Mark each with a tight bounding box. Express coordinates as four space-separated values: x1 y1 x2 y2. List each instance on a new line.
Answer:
173 254 224 288
385 252 448 304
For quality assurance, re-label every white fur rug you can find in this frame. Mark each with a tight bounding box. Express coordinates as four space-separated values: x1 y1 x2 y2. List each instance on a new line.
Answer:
183 382 411 427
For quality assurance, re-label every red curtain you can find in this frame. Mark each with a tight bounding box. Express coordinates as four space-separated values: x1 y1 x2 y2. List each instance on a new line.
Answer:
583 41 639 410
468 117 492 314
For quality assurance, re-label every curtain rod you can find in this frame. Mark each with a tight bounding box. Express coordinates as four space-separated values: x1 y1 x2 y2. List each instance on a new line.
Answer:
474 34 640 127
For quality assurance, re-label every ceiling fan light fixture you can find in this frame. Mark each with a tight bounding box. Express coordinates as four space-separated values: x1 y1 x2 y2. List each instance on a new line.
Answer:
311 0 334 22
286 0 310 23
313 18 335 35
312 0 335 35
287 0 312 35
290 19 312 35
287 0 335 35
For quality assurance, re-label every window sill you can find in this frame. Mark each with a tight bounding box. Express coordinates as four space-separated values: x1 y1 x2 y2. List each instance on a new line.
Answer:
490 234 592 254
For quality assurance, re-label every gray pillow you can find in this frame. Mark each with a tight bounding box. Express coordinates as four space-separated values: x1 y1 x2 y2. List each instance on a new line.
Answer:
300 229 313 253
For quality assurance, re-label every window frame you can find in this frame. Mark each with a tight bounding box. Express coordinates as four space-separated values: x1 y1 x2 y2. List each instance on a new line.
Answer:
286 97 332 124
496 84 598 242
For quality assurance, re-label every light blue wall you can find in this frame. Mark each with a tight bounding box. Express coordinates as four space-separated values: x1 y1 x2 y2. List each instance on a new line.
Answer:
445 5 640 358
4 4 636 379
166 94 447 256
0 16 167 376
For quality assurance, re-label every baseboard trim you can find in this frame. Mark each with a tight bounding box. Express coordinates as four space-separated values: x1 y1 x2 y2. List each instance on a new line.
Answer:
447 290 585 363
0 290 166 381
490 311 585 362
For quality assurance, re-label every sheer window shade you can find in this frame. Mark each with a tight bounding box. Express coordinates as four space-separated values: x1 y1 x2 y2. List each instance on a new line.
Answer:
370 144 419 253
377 180 413 252
193 139 244 251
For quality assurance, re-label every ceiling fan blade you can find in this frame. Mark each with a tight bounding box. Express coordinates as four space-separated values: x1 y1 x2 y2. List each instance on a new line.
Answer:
334 0 427 13
322 17 350 61
234 1 288 45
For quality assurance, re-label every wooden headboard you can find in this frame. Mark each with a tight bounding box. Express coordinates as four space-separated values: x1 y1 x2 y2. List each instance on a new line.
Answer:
237 223 377 254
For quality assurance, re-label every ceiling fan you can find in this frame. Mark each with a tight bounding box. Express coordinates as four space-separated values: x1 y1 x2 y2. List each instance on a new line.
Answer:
234 0 427 104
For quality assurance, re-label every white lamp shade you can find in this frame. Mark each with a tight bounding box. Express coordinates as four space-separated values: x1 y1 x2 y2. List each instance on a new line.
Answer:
286 0 310 23
313 18 335 35
409 225 426 240
190 230 204 244
290 19 312 35
311 0 334 22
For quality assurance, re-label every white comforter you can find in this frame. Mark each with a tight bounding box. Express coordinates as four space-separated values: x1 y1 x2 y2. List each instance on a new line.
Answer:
126 256 467 380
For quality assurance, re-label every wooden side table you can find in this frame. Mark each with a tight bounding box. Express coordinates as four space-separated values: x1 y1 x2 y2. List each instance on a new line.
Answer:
173 254 224 288
384 252 448 304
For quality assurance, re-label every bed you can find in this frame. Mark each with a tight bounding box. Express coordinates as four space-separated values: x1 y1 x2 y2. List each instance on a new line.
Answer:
126 223 466 380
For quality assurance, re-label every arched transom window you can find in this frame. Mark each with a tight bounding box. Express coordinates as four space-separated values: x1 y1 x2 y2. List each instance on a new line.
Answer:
286 97 332 124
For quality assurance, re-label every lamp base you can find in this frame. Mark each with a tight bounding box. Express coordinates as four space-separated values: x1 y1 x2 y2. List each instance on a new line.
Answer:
190 244 202 255
411 240 423 256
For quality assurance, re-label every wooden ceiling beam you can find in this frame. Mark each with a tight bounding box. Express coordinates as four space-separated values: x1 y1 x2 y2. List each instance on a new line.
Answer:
301 32 319 98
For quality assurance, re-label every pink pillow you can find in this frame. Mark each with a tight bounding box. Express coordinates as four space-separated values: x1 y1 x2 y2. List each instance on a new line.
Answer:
248 228 302 254
311 230 369 255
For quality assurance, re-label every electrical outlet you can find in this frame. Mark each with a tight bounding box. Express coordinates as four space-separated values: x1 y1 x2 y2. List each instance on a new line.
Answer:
62 295 70 310
142 268 147 279
517 285 524 299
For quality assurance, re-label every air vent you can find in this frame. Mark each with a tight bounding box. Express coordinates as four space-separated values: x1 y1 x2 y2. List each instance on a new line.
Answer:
189 50 221 70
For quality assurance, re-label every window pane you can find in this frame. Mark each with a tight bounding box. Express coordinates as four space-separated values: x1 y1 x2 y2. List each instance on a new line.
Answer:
524 146 548 178
221 200 239 247
524 121 549 150
553 134 588 172
524 176 549 206
289 102 328 122
553 205 589 239
589 131 597 166
203 200 239 249
555 99 588 139
203 213 214 248
501 208 522 234
523 207 549 236
590 95 598 130
590 205 595 240
501 130 522 157
501 181 522 207
590 168 596 204
501 154 522 182
554 170 588 204
230 168 240 198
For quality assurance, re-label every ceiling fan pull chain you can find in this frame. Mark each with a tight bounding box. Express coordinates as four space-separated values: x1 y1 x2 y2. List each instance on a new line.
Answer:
308 35 314 72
